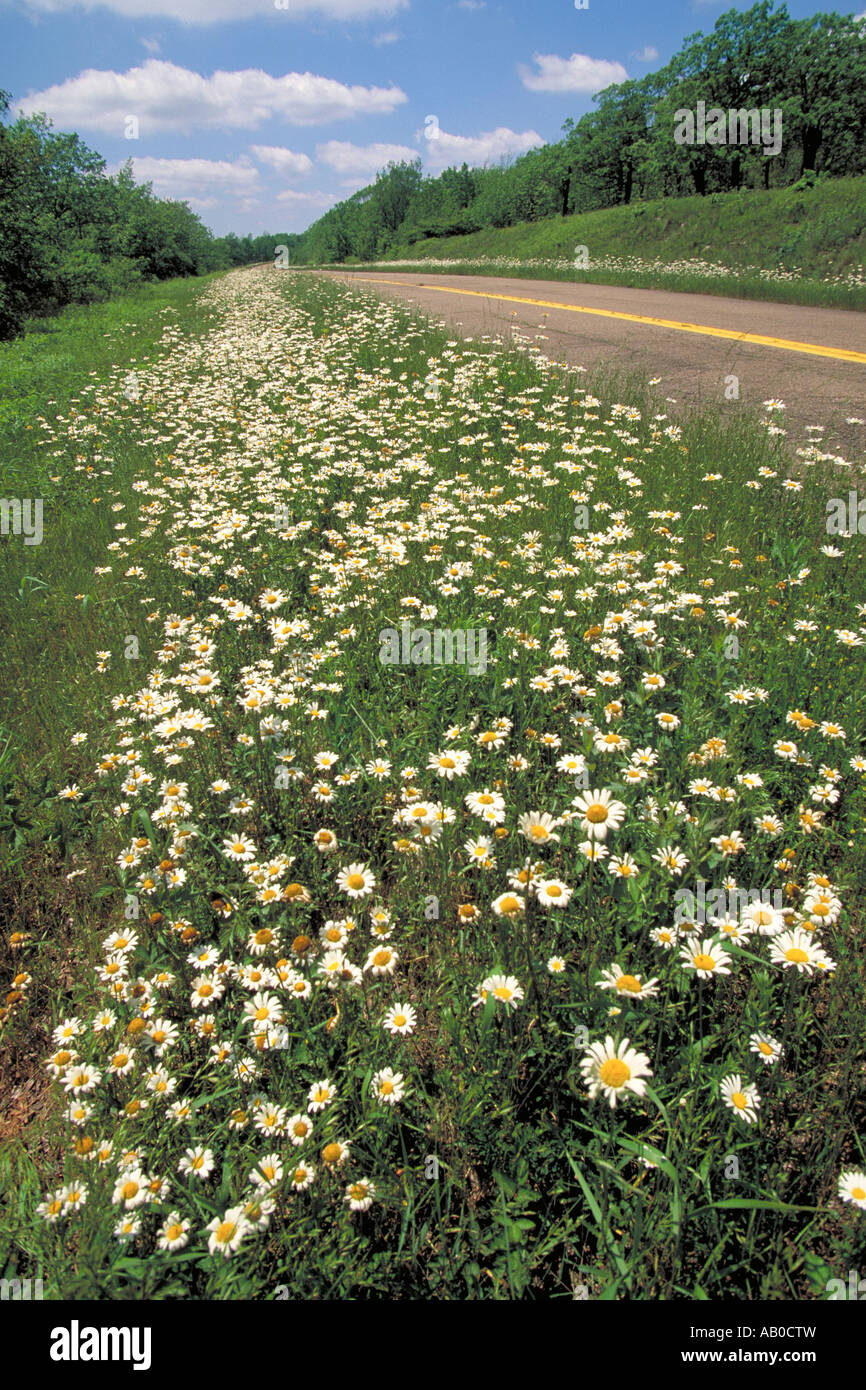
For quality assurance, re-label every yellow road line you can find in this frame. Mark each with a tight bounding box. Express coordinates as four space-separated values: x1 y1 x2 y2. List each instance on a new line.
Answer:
343 275 866 365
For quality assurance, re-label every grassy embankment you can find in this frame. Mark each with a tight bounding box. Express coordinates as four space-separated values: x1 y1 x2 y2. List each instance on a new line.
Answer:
337 178 866 311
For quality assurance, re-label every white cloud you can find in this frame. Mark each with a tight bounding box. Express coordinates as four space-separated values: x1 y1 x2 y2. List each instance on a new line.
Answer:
519 52 628 94
457 1 486 9
140 36 160 53
126 156 261 202
276 187 338 206
18 0 408 23
630 45 659 63
421 126 545 171
251 145 314 176
17 60 408 134
316 139 418 176
372 29 400 44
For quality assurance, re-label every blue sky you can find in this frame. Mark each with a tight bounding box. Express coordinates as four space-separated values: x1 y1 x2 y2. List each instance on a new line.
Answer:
1 0 860 236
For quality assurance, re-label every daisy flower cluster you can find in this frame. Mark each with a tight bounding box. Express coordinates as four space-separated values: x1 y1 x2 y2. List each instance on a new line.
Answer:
12 267 864 1295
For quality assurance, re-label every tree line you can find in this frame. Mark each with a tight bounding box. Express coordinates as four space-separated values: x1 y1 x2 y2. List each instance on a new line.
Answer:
295 2 866 263
0 90 302 339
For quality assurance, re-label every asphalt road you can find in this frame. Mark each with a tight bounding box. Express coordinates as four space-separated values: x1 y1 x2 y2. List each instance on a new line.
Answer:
315 269 866 465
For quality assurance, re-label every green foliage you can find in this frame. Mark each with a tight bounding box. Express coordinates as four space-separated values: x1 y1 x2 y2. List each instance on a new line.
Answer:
0 94 298 340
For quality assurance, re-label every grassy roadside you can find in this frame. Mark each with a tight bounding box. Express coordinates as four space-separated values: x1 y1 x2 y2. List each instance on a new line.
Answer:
331 178 866 312
1 267 865 1300
0 276 227 1263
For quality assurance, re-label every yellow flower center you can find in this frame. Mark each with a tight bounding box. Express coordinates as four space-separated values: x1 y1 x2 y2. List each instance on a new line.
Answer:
392 1014 406 1028
493 986 512 1000
166 1224 184 1240
615 974 642 993
545 885 562 898
586 804 608 823
322 1143 342 1164
498 896 521 914
693 953 716 971
785 947 809 963
439 756 456 769
852 1186 866 1202
759 1042 773 1055
731 1092 748 1109
215 1221 236 1244
599 1059 630 1088
346 873 365 890
380 1080 394 1094
122 1181 139 1201
372 950 391 967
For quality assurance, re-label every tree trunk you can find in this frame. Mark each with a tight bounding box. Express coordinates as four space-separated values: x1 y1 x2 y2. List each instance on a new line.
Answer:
801 125 821 175
560 168 571 217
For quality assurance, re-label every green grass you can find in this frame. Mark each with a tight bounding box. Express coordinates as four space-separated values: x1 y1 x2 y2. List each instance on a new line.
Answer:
0 274 225 769
338 178 866 311
1 267 865 1301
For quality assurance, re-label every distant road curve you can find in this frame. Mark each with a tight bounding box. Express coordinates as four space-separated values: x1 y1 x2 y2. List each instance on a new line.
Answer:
312 269 866 462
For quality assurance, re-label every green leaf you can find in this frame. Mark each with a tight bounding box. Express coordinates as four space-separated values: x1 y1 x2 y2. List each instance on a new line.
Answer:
702 1199 828 1214
616 1135 677 1183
